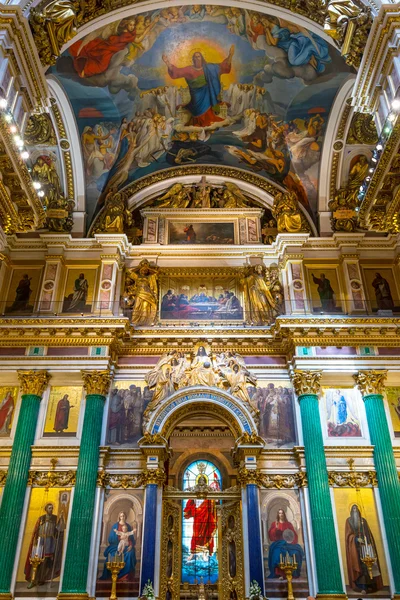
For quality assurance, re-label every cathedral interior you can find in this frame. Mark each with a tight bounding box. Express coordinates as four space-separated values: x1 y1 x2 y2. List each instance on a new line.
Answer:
0 1 400 599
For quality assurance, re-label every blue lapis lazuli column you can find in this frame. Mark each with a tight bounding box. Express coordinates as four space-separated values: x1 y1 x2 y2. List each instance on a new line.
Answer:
140 483 158 593
246 483 264 594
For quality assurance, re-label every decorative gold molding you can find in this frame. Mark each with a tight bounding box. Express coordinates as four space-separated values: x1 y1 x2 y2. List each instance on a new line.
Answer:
81 370 112 396
237 467 261 486
354 370 387 396
291 370 322 396
328 470 377 487
260 472 307 489
0 471 7 486
28 470 76 487
142 468 166 486
97 472 145 489
17 370 50 396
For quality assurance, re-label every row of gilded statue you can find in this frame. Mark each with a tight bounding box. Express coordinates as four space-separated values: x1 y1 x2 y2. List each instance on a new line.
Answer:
143 346 258 423
124 260 285 326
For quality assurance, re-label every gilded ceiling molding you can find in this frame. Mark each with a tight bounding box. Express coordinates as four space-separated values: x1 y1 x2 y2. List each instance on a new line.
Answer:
49 98 75 201
354 370 387 396
17 370 51 396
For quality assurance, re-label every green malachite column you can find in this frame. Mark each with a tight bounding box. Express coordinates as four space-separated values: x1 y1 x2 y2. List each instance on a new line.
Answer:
0 370 50 599
354 370 400 595
59 370 112 600
291 370 345 600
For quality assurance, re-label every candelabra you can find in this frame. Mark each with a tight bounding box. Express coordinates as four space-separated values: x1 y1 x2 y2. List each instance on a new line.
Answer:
360 541 376 580
106 555 125 600
278 553 297 600
28 554 44 587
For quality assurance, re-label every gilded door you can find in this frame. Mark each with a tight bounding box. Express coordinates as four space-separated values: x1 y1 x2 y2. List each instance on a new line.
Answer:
220 500 244 600
159 500 181 600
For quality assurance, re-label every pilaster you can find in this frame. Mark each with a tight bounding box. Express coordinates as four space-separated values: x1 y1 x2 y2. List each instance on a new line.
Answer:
37 254 65 313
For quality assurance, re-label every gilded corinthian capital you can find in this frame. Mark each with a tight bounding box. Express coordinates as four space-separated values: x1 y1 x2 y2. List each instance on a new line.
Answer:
17 370 51 396
81 370 112 396
354 370 387 396
291 370 322 396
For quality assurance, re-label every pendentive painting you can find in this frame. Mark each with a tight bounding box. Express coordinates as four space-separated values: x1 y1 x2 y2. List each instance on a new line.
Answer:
160 275 243 320
169 222 235 244
321 388 363 438
5 268 42 314
15 488 71 596
260 489 309 597
51 5 354 229
384 386 400 438
96 489 144 598
249 381 296 447
106 381 153 447
43 386 83 437
0 386 18 437
333 488 390 597
62 268 97 313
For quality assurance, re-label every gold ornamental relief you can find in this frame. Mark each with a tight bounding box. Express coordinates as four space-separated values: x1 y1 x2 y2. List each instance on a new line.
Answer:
81 370 113 396
290 370 322 397
17 370 51 397
354 370 387 396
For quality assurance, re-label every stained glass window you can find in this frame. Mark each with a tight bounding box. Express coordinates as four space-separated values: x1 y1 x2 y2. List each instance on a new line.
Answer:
181 460 222 584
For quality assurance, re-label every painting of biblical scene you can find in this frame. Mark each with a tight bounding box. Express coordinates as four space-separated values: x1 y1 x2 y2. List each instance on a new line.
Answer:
96 489 144 598
15 488 71 596
322 388 363 438
160 275 243 320
62 268 97 313
306 267 342 314
0 387 18 437
51 6 354 228
260 489 308 596
384 386 400 438
5 268 42 314
169 222 235 244
333 488 390 597
43 387 83 437
182 460 221 584
106 381 153 447
249 381 296 447
362 268 400 313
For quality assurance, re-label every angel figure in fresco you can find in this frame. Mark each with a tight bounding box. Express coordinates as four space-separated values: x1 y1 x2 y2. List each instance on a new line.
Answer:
345 504 383 593
268 508 303 579
0 391 14 436
125 259 159 326
162 46 234 126
241 264 279 325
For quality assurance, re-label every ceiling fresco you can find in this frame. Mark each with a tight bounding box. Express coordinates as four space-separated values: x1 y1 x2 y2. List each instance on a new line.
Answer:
51 5 354 227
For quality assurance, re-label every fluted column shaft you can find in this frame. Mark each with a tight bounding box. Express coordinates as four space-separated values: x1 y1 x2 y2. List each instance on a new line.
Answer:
0 371 50 594
60 371 111 597
291 371 344 597
355 371 400 593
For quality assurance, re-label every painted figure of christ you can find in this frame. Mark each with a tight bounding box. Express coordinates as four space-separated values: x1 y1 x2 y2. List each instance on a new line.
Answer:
162 47 234 127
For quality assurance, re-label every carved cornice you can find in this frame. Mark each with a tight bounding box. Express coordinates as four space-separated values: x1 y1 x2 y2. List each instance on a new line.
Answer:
259 472 307 489
17 369 50 396
354 370 387 396
97 472 145 489
291 370 322 396
28 470 76 487
328 470 377 487
81 370 112 396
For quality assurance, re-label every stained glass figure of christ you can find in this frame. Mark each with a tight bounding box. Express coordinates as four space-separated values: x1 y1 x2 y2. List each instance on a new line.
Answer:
181 460 222 584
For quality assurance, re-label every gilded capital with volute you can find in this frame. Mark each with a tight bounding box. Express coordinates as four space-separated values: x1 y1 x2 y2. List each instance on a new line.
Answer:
18 370 51 397
291 370 322 397
81 370 113 397
354 370 387 396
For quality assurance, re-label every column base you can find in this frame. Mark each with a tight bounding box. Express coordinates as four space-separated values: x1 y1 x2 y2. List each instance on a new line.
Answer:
57 594 89 600
316 595 347 600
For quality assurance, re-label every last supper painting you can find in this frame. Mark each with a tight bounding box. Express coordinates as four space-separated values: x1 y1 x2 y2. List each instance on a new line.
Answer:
52 5 354 227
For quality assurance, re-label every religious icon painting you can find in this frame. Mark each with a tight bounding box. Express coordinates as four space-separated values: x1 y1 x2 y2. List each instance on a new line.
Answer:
305 266 343 314
333 488 390 597
5 268 43 314
260 489 309 596
168 222 235 245
62 267 98 313
250 381 297 447
321 388 363 438
15 488 71 596
96 489 144 598
384 386 400 438
361 267 399 313
0 386 18 437
43 386 83 437
106 381 153 447
181 460 221 585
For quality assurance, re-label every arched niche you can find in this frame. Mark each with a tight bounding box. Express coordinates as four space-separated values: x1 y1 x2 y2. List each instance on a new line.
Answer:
145 385 258 440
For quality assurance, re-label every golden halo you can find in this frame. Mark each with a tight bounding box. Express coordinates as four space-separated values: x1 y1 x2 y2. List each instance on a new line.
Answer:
189 47 203 59
193 341 211 355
